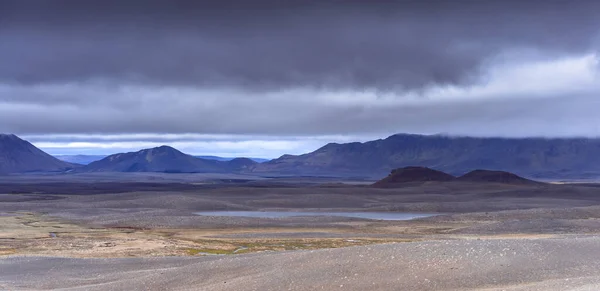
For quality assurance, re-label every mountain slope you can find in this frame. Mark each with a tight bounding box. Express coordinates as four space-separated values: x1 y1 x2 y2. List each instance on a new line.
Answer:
251 134 600 178
0 134 78 173
80 146 257 173
226 158 259 172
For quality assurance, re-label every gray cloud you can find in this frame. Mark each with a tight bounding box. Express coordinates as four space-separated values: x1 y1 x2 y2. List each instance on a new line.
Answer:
1 0 600 142
1 81 599 137
1 0 599 90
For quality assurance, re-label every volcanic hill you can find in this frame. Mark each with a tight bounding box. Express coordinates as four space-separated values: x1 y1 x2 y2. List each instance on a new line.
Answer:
457 169 540 185
372 166 456 188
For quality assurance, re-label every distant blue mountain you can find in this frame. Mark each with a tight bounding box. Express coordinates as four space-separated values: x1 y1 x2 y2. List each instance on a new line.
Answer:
195 156 269 163
55 154 269 165
55 155 107 165
78 146 258 173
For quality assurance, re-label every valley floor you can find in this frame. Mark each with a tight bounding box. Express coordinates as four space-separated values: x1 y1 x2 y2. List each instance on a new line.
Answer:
2 176 600 290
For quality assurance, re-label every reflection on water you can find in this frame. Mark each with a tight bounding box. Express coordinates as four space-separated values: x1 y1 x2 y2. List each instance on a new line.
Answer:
194 211 437 221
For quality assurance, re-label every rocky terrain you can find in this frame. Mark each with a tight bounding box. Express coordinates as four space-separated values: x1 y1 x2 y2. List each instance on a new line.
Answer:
4 236 600 291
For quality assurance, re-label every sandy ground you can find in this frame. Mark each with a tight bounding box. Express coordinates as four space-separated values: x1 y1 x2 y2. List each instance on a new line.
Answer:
0 212 422 258
2 177 600 290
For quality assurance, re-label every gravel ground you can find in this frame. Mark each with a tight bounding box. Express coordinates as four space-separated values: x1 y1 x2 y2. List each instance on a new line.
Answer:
2 236 600 291
3 180 600 290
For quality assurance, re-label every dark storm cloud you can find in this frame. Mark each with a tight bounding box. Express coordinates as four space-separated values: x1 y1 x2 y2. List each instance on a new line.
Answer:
1 0 600 142
1 0 599 90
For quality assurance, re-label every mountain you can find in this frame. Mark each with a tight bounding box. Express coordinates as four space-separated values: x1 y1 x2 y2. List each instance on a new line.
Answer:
226 157 260 171
55 154 269 165
457 170 539 185
372 167 455 188
251 133 600 179
0 134 78 173
194 156 269 163
80 146 257 173
55 155 107 165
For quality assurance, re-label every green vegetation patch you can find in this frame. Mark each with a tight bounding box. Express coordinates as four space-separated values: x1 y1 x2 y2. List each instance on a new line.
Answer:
184 238 409 256
185 248 233 255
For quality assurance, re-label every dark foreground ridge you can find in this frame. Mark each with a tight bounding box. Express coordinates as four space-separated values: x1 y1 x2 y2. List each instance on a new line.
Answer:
457 169 539 185
372 166 456 187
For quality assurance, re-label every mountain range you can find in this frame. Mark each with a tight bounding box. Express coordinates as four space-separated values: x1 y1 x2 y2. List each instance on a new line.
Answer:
250 133 600 178
3 133 600 179
55 154 268 165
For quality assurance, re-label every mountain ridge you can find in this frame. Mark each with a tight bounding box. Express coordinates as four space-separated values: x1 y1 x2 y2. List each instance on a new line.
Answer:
0 134 78 173
6 133 600 179
79 145 257 173
251 133 600 178
55 154 269 165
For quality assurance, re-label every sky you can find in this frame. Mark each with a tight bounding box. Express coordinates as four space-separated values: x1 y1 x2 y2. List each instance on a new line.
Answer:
1 0 600 158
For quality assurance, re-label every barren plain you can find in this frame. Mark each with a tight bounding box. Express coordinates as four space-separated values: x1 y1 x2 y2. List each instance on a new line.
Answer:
2 173 600 290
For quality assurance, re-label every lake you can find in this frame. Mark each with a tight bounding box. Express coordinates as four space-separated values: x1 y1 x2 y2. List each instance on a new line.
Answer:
194 211 437 221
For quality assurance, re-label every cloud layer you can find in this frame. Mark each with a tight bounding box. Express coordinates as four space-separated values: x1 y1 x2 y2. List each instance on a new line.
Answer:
2 54 598 136
2 0 599 90
1 1 600 155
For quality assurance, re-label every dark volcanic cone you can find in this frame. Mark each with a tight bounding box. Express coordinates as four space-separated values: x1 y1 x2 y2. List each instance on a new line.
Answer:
372 166 455 188
457 169 540 185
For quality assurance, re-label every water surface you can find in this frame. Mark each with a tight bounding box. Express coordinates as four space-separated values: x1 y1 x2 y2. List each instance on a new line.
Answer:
195 211 437 221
